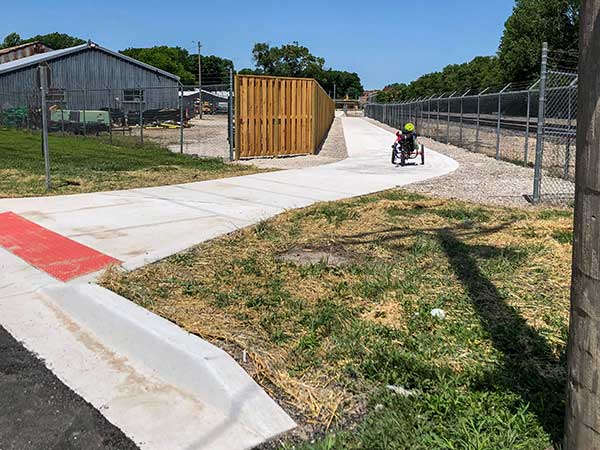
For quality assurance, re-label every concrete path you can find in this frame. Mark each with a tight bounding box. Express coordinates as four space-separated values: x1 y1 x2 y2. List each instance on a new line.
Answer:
0 117 458 450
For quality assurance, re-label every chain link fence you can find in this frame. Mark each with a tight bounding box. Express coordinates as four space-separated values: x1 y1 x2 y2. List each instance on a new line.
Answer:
0 68 235 190
365 43 577 206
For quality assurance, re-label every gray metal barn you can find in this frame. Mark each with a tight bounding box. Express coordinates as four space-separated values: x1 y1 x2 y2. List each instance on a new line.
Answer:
0 41 180 112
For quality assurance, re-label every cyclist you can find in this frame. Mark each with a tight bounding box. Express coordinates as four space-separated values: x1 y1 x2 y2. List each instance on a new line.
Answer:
393 122 418 154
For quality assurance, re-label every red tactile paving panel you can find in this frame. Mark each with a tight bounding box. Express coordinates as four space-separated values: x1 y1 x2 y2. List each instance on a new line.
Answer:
0 212 120 282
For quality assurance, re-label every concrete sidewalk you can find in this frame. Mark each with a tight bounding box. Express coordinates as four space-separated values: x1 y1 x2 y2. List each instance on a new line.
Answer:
0 117 458 450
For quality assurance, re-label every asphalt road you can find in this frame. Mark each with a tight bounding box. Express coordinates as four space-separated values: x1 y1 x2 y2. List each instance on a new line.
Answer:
0 326 139 450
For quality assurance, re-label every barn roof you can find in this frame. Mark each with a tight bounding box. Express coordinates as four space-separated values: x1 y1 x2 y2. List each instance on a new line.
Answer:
0 41 52 57
0 42 180 81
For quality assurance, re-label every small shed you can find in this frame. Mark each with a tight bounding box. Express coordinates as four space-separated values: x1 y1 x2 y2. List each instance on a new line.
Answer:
0 41 180 112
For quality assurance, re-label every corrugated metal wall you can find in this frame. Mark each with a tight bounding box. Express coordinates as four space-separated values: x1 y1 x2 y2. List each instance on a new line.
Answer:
0 48 178 110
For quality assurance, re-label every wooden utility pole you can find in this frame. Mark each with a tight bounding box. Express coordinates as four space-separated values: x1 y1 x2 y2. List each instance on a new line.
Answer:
198 41 203 119
564 1 600 448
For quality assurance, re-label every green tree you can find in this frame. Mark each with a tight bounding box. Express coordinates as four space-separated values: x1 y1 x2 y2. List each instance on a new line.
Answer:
121 46 196 84
319 69 364 99
25 33 85 50
186 54 234 85
499 0 580 81
249 41 325 77
1 32 22 49
1 32 85 50
376 56 503 102
242 41 364 98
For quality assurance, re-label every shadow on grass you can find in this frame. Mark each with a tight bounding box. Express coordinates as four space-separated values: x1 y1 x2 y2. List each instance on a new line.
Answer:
337 222 566 443
437 229 566 444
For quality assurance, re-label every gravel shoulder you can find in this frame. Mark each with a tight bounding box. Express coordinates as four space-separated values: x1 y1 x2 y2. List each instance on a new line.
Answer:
237 116 348 170
364 117 573 208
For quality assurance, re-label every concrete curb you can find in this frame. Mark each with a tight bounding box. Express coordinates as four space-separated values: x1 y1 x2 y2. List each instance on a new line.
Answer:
39 283 296 441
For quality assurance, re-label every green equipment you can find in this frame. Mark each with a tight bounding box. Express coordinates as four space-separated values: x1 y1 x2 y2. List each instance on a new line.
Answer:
50 109 110 134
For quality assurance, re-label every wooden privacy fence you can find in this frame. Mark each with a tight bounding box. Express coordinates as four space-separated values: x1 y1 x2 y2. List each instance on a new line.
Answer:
234 74 335 159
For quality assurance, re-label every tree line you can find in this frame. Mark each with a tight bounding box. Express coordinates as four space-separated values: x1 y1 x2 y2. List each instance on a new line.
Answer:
377 0 580 102
0 33 363 99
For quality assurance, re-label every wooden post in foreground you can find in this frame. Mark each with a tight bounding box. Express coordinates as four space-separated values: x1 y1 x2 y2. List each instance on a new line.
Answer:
564 1 600 448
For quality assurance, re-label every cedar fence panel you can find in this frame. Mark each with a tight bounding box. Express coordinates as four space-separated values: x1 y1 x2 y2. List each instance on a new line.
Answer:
235 74 334 159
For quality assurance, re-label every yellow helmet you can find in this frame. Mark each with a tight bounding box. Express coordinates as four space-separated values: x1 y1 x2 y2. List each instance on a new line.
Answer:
404 122 415 132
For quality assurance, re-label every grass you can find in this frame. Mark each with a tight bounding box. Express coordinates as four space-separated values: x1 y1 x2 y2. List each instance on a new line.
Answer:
102 190 573 449
0 128 263 197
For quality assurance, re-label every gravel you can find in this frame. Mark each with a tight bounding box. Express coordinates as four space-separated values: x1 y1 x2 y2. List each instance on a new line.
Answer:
143 115 231 159
364 117 574 208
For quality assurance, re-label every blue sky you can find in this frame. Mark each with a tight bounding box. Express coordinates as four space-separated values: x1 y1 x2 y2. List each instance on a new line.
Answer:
3 0 515 89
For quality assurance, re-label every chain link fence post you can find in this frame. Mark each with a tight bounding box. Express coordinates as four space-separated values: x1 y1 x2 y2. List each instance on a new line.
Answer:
39 65 52 190
228 68 234 161
564 80 576 179
139 94 144 145
83 87 88 136
179 84 184 154
496 84 510 160
106 88 113 145
446 92 455 144
532 42 548 203
523 82 535 166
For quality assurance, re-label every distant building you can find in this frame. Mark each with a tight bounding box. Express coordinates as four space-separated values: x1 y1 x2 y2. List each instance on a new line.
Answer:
360 90 380 106
0 41 180 112
0 42 53 64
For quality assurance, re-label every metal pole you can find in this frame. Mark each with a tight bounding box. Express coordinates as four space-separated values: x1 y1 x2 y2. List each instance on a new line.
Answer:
446 92 456 145
532 42 548 203
437 95 442 137
459 89 469 147
139 95 144 145
228 68 234 161
39 66 51 190
107 88 113 145
179 84 184 154
198 41 203 119
496 84 510 159
60 105 65 137
333 82 336 101
83 87 87 136
427 97 431 137
524 87 532 165
476 87 488 152
564 80 576 179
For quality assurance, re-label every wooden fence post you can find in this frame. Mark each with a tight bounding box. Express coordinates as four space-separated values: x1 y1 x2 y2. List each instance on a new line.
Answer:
564 1 600 448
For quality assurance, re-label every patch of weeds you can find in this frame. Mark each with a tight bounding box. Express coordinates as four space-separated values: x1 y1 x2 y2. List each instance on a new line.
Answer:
298 260 332 277
552 229 573 244
236 255 262 276
306 202 359 225
379 190 427 202
434 206 490 222
355 263 394 300
409 233 438 257
169 252 196 267
538 209 573 220
385 205 427 218
254 220 277 240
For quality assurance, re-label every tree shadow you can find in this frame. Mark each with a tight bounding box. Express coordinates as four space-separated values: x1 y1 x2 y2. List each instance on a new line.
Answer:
437 228 566 443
